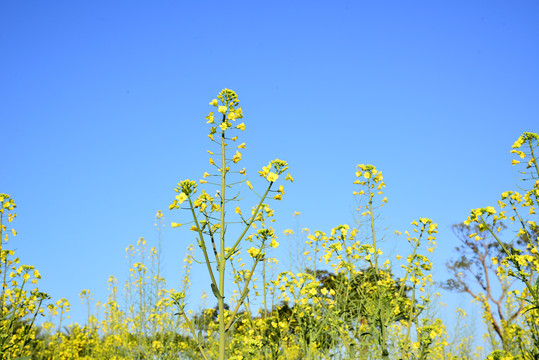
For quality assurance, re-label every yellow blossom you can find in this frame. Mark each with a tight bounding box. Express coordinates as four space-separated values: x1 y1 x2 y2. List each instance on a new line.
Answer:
175 193 187 204
267 172 278 182
232 151 242 163
247 247 260 258
206 112 215 123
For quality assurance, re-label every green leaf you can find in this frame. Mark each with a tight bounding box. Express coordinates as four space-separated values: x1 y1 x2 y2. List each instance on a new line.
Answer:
211 283 223 299
197 330 205 348
239 289 249 304
225 313 244 333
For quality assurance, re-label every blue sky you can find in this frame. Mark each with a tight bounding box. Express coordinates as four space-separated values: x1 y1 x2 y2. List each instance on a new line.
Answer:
1 1 538 333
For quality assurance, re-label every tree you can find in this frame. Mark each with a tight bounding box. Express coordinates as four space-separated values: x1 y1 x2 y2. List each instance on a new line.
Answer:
442 222 527 352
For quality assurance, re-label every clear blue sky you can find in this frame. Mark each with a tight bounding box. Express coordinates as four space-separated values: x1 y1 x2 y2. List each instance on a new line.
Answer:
1 1 538 332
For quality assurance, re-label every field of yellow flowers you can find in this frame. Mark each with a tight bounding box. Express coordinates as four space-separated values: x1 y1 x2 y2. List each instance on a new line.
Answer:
1 89 538 360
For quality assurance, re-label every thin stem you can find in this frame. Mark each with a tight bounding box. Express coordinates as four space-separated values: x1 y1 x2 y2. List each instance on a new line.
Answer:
180 310 210 360
367 180 388 356
187 194 218 289
225 183 273 259
224 258 260 332
528 139 539 179
219 121 227 360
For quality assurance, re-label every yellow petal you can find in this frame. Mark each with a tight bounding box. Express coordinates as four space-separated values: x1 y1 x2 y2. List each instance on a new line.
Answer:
267 172 278 182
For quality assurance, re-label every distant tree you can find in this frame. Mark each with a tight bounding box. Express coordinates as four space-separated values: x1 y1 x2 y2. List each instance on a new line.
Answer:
442 222 528 351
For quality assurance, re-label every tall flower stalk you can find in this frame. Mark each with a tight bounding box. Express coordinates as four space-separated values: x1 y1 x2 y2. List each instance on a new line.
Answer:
169 89 292 360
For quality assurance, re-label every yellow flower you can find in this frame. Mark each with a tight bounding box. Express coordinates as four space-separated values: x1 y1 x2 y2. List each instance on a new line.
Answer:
512 159 520 165
321 288 328 296
209 99 218 106
236 122 245 131
235 207 242 216
512 136 524 148
206 112 215 123
269 239 279 248
267 172 278 182
175 193 187 204
234 106 243 119
240 168 246 175
238 143 246 149
218 106 227 114
246 181 253 190
219 121 230 131
273 194 282 200
232 151 242 163
247 247 260 258
171 222 182 228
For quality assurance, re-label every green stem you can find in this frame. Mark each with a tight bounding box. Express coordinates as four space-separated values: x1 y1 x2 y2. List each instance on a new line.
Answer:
367 180 387 355
180 310 209 360
219 123 227 360
225 183 273 260
224 257 260 332
187 194 218 290
528 138 539 179
482 215 536 302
